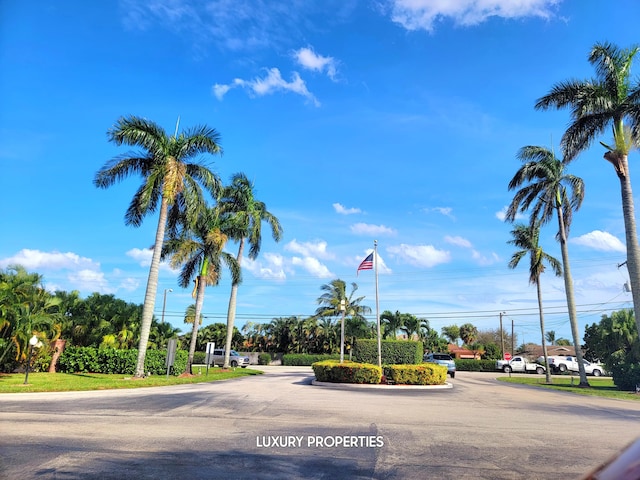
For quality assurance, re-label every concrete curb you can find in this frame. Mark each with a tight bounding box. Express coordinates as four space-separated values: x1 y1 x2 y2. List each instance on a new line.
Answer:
311 380 453 390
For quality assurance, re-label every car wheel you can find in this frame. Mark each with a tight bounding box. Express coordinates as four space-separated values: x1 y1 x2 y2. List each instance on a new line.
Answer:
592 369 601 377
558 364 567 372
231 360 238 367
449 372 455 379
536 367 544 375
241 366 247 368
503 365 512 373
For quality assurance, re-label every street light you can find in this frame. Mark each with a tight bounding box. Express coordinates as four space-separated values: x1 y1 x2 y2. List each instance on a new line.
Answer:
339 299 346 364
161 288 173 324
23 334 39 385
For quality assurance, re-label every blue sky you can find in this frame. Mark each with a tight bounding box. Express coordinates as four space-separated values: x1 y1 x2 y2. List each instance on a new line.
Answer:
1 0 639 343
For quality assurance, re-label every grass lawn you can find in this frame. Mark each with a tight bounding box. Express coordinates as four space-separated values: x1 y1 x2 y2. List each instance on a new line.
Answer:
498 375 640 401
0 368 263 394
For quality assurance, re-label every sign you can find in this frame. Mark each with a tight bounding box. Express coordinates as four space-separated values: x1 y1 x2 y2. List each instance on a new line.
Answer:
504 352 512 361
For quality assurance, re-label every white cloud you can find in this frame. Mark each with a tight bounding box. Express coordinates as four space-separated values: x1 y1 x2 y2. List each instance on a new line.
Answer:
445 235 472 248
284 239 334 259
472 250 500 266
243 253 287 281
387 244 451 268
68 269 113 294
126 247 176 272
571 230 626 253
350 223 397 236
213 68 319 106
291 256 333 278
388 0 561 32
294 47 338 79
0 249 99 270
496 205 525 221
333 203 361 215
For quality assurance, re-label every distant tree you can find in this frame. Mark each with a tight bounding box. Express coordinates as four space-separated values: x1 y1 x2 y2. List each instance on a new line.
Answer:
556 338 572 346
459 323 479 347
545 330 556 346
441 325 460 345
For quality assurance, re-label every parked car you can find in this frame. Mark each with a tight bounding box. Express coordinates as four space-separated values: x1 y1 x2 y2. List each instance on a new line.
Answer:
209 349 250 368
423 352 456 378
536 355 607 376
496 356 545 374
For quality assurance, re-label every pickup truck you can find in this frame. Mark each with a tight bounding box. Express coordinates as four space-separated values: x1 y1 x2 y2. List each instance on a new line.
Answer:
496 356 546 374
536 355 606 376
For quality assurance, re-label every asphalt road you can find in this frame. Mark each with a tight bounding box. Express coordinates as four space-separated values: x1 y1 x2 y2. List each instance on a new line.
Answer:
1 367 639 480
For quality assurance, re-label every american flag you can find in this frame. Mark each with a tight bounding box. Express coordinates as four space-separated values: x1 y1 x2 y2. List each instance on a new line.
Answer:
357 253 374 275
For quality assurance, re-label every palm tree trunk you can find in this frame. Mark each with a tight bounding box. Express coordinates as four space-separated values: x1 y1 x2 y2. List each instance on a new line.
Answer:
616 153 640 338
223 238 244 368
556 206 589 387
536 281 551 383
185 275 206 374
134 196 168 377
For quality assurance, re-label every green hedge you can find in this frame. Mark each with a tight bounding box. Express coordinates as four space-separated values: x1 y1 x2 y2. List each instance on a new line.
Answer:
612 362 640 391
384 364 447 385
258 353 272 365
454 359 496 372
283 353 339 366
58 346 188 376
312 360 382 384
354 339 423 365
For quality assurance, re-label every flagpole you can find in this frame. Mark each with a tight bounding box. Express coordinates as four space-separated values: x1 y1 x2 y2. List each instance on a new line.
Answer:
374 240 381 368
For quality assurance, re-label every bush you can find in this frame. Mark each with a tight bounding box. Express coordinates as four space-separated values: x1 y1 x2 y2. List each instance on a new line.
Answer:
611 362 640 391
354 339 423 365
455 359 496 372
58 346 188 376
258 353 272 365
283 353 339 366
384 364 447 385
193 351 206 364
312 360 382 384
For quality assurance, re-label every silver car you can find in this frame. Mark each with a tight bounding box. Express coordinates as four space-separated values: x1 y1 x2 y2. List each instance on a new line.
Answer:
210 349 250 368
424 352 456 378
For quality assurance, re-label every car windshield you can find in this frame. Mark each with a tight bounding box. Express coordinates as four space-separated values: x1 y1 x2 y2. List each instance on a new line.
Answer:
432 354 451 360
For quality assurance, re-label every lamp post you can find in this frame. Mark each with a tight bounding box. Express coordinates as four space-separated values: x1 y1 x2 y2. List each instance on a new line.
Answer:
161 288 173 324
23 334 39 385
339 299 346 364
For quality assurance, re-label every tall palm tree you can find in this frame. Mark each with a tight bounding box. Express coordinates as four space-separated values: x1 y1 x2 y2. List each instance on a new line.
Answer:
94 115 222 377
380 311 406 340
545 330 557 346
161 206 240 373
506 145 589 386
535 42 640 339
508 221 562 383
219 173 283 368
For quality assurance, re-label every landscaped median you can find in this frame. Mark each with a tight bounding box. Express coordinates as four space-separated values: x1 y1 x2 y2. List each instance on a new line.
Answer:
311 359 449 386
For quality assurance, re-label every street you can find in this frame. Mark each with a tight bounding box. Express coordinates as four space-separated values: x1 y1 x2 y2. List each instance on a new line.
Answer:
1 367 639 479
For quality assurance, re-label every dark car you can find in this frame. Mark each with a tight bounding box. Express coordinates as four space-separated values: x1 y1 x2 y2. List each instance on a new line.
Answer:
423 352 456 378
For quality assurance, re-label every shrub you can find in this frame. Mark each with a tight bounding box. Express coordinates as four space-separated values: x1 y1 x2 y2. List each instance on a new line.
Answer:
611 362 640 391
455 359 496 372
258 353 272 365
384 364 447 385
312 360 382 384
354 339 423 365
193 351 206 364
283 353 339 366
58 346 188 376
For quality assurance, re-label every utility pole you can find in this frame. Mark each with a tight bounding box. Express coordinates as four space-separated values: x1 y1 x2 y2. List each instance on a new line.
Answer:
499 312 505 358
511 319 515 356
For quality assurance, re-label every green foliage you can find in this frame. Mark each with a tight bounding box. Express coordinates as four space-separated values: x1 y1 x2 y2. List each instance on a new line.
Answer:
354 339 423 365
610 362 640 391
193 351 206 364
384 364 446 385
480 343 501 360
454 359 496 371
258 353 272 365
312 360 382 384
58 346 187 376
283 353 339 366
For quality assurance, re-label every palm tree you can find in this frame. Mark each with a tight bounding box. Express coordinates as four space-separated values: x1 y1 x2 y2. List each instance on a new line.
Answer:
535 42 640 339
441 325 460 346
219 173 283 367
506 145 589 386
380 310 405 340
94 115 222 377
508 221 562 383
545 330 557 346
459 323 479 347
161 206 240 374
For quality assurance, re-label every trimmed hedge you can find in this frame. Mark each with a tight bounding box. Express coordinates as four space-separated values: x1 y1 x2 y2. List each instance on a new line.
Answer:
258 353 272 365
354 339 423 365
454 359 496 372
283 353 340 366
58 346 188 376
384 364 447 385
312 360 382 384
